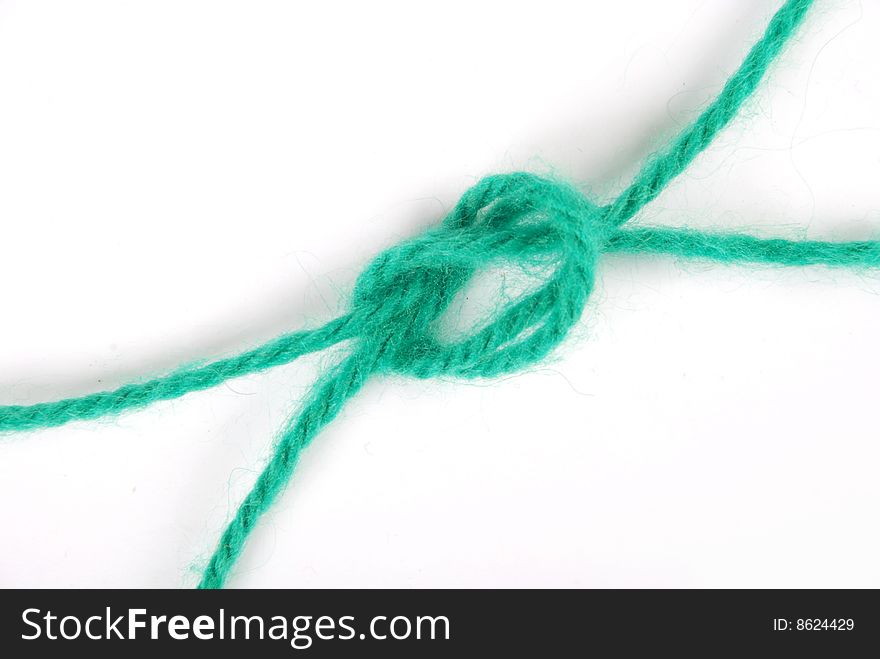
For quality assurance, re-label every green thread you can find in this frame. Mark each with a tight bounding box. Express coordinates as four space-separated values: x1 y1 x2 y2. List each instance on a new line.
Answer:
1 0 871 588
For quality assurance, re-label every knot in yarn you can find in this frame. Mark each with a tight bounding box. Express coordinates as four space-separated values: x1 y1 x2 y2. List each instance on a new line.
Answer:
0 0 835 589
350 172 606 379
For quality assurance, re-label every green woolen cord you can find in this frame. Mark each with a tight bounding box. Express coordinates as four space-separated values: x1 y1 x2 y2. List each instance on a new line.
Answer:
1 0 873 588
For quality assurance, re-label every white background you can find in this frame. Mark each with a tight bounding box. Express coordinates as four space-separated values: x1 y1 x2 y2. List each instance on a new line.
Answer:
0 0 878 588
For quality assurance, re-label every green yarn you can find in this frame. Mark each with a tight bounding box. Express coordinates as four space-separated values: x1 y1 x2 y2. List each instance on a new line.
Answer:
604 0 815 229
1 0 871 588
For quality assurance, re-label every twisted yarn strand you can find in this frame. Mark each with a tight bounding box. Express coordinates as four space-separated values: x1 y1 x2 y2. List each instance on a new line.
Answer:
604 0 813 227
2 0 874 588
0 315 353 432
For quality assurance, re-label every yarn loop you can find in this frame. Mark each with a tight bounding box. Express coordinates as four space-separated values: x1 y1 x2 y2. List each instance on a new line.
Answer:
352 172 603 379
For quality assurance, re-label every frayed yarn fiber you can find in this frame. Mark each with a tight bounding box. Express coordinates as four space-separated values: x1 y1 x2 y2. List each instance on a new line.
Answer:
1 0 874 588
